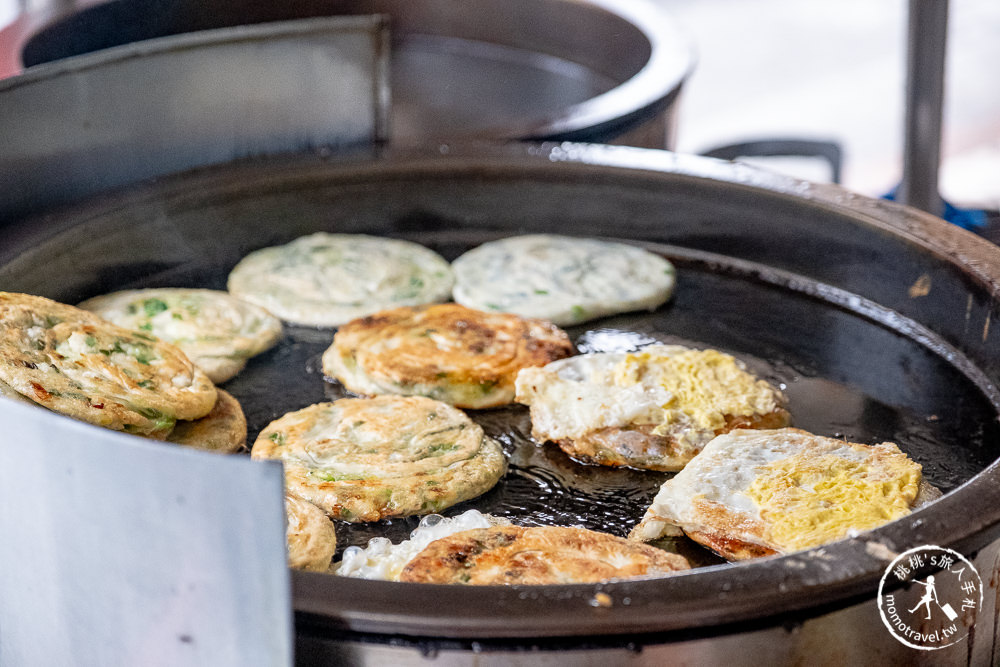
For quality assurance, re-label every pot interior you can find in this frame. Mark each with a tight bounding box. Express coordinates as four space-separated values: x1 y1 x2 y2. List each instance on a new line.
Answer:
15 0 689 144
2 146 999 635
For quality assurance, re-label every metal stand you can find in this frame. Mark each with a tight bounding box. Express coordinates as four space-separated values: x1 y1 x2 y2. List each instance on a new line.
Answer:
899 0 949 215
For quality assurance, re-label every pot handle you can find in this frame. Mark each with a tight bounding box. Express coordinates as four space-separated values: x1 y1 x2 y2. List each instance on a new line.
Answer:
701 138 843 184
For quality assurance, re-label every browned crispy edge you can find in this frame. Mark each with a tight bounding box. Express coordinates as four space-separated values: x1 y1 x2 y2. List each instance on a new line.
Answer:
683 529 779 561
550 407 792 472
400 525 690 584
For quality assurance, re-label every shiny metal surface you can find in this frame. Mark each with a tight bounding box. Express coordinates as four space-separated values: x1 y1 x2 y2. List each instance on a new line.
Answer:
0 399 292 667
299 536 1000 665
0 15 389 221
0 0 693 148
900 0 949 214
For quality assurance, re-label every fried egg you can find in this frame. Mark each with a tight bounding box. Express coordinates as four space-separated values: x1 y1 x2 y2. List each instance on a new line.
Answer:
399 525 690 585
323 303 574 409
250 396 507 522
451 234 676 326
514 344 790 471
79 288 282 383
630 428 941 559
227 233 453 327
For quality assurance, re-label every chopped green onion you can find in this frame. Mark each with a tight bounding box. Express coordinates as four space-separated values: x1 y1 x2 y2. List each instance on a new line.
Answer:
143 298 169 317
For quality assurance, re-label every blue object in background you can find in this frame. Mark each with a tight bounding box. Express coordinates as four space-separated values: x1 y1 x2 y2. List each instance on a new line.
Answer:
883 186 988 230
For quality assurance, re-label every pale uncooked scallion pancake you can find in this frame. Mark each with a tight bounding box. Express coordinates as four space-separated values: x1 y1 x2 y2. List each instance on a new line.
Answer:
79 288 282 383
285 493 338 572
514 344 789 471
629 428 941 560
227 233 454 327
323 303 573 409
167 389 247 453
399 525 690 585
250 396 506 522
451 234 676 326
0 292 217 438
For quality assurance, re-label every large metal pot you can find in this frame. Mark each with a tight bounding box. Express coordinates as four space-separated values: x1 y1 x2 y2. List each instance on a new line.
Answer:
0 0 693 149
1 143 999 664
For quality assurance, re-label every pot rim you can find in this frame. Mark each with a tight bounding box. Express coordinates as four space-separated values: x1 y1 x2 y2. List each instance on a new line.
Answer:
0 0 695 142
275 142 1000 639
6 140 999 639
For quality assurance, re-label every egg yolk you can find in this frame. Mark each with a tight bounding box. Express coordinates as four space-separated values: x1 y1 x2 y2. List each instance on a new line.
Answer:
613 349 780 435
748 451 921 552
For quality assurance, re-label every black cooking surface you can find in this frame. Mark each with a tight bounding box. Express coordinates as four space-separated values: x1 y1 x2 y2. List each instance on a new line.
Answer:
218 242 998 556
1 151 999 577
7 225 994 561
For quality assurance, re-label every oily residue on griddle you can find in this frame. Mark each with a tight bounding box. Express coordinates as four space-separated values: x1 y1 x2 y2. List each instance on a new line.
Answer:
182 257 1000 559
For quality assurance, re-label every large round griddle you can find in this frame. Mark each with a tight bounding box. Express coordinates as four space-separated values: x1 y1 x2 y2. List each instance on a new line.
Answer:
2 143 999 641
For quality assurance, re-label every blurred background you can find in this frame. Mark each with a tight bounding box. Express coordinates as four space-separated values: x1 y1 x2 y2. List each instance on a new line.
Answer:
2 0 997 210
664 0 1000 211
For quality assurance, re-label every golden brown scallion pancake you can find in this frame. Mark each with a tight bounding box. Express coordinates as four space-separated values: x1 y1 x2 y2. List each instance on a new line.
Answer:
166 389 247 453
285 493 338 572
0 292 217 438
335 510 510 581
250 396 506 522
0 377 36 407
399 525 690 585
323 304 573 409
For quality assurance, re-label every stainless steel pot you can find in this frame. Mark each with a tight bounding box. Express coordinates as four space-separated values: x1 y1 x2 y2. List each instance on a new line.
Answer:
1 143 999 664
0 0 694 149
